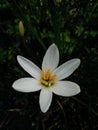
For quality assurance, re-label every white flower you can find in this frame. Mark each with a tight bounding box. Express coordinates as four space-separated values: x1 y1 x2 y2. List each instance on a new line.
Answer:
12 44 81 113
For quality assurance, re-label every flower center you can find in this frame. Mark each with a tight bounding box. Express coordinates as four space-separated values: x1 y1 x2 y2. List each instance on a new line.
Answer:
40 69 56 87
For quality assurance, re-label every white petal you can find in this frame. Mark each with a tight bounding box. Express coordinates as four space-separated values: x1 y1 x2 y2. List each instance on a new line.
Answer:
39 89 52 113
42 44 59 72
52 59 80 80
12 78 41 92
52 81 80 96
17 55 41 80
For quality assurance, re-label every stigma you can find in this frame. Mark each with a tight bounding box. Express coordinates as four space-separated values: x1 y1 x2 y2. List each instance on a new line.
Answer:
40 69 56 87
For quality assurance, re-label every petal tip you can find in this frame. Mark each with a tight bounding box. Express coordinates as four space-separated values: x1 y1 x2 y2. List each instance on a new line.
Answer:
50 43 57 48
41 108 47 113
75 84 81 95
12 81 19 92
52 43 56 46
77 58 81 64
73 58 81 68
76 58 81 65
17 55 22 62
78 86 81 93
12 82 15 89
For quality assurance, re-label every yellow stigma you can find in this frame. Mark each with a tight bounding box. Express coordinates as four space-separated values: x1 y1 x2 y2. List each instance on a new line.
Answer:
40 69 56 87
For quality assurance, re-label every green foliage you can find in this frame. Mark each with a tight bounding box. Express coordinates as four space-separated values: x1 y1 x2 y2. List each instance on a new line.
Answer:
0 0 98 129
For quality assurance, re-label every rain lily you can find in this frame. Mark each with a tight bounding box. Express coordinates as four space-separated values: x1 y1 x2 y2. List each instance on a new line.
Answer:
12 44 81 113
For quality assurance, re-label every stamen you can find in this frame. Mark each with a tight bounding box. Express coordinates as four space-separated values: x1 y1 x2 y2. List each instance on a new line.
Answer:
49 74 56 80
40 69 56 87
45 69 50 80
40 79 48 86
49 79 55 84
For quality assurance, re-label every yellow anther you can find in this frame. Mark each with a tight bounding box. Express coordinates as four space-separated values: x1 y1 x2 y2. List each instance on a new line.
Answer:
49 79 55 84
40 79 48 86
45 69 50 80
40 69 56 87
49 74 56 80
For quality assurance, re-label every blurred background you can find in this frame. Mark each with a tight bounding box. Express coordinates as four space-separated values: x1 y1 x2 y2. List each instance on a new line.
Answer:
0 0 98 130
